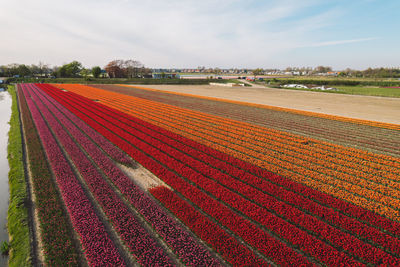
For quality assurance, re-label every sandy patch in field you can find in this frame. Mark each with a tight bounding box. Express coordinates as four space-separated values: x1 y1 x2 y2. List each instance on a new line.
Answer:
131 85 400 125
117 163 170 191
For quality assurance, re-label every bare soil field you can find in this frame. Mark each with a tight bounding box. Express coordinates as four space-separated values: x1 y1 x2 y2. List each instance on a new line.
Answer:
126 84 400 125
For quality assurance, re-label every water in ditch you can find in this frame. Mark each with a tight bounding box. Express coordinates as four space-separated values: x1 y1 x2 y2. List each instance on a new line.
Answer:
0 89 12 266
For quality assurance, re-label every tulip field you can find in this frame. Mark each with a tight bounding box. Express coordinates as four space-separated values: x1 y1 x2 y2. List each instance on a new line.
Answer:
17 83 400 266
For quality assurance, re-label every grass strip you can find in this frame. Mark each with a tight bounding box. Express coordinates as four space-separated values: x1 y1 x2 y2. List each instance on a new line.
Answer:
7 85 31 267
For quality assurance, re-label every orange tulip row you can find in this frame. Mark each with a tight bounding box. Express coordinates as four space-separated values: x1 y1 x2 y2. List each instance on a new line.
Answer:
55 84 400 221
120 84 400 131
84 94 400 205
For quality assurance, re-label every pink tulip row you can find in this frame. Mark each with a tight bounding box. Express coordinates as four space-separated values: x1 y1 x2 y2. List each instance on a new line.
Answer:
41 87 132 165
20 84 125 266
24 84 173 266
31 84 221 266
17 86 80 265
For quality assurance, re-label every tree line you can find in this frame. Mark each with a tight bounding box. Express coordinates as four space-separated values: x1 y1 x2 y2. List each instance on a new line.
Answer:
339 67 400 78
279 66 400 78
2 61 400 79
0 59 151 79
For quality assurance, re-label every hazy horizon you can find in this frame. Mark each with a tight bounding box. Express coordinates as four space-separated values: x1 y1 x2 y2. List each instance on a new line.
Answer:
1 0 399 69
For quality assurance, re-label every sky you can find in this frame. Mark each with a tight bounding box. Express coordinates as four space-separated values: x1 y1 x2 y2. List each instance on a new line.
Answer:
0 0 399 70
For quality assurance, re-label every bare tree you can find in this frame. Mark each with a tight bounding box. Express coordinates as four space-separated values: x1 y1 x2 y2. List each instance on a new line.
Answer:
105 60 124 78
105 59 145 78
123 60 143 78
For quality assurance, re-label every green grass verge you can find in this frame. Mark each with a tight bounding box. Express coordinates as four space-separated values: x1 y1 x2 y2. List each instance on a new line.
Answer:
335 86 400 98
264 77 400 87
267 85 400 98
7 84 31 267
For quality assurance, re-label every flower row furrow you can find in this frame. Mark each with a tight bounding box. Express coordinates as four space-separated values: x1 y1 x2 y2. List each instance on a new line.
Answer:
53 85 400 258
32 84 221 267
21 84 125 266
42 83 400 264
40 84 313 266
47 84 400 236
41 85 375 266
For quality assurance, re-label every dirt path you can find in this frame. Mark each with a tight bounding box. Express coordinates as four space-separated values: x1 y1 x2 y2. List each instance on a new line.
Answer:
129 85 400 125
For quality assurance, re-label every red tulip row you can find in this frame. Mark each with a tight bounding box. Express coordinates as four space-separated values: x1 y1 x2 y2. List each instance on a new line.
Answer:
41 84 400 265
21 84 126 266
40 83 400 263
17 85 80 265
149 185 269 266
31 84 221 266
24 84 173 266
38 84 312 265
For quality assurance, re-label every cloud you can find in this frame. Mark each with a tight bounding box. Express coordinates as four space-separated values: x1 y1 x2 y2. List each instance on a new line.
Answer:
306 37 377 48
0 0 390 68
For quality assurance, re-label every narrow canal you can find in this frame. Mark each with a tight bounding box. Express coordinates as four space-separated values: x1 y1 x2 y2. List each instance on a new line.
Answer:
0 88 12 266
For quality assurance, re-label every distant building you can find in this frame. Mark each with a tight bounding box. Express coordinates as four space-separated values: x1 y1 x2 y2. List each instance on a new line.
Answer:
100 70 109 78
152 73 179 79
